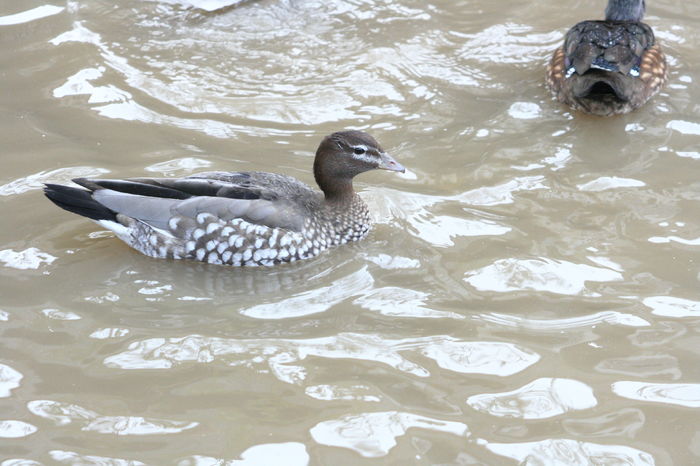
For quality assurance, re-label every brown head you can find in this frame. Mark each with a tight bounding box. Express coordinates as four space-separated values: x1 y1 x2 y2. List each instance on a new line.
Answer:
313 130 404 202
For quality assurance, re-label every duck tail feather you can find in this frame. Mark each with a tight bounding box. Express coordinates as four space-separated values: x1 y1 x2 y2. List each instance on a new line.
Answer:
44 183 118 222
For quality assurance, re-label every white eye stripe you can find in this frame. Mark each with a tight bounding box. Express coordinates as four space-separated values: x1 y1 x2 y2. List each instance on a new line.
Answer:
351 151 378 164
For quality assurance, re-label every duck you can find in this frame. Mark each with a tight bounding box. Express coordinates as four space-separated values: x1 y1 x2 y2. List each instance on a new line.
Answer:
43 131 405 266
545 0 667 116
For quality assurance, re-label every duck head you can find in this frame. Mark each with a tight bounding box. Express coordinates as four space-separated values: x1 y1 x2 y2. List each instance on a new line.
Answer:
314 130 404 201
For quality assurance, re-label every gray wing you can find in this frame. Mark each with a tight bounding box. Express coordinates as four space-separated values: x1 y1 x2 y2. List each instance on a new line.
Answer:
74 172 319 233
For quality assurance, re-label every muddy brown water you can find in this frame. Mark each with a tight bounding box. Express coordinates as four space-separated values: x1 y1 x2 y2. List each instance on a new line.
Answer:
1 0 699 464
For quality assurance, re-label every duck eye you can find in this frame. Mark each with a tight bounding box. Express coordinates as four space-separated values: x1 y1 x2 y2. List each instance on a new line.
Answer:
353 147 366 155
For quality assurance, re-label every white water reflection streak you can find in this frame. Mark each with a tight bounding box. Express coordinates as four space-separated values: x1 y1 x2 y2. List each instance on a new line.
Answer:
0 420 37 439
612 382 700 408
105 334 539 381
240 267 373 319
476 311 650 329
467 378 596 419
354 287 464 319
643 296 700 318
49 450 145 465
0 5 64 26
0 364 23 397
485 438 654 466
28 400 198 435
0 167 109 196
0 248 56 271
178 442 309 466
577 176 646 192
465 257 623 295
305 384 381 403
310 411 468 458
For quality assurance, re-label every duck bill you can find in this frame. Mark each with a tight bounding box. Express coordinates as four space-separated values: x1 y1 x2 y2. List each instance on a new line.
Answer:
377 152 405 173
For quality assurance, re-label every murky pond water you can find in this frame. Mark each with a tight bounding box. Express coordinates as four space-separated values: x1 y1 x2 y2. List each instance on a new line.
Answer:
1 0 699 464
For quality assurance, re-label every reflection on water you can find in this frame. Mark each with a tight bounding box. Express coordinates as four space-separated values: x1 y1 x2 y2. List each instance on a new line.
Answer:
28 399 198 435
178 442 310 466
0 248 57 271
48 450 145 465
1 0 700 463
310 411 469 458
643 296 700 317
0 5 64 26
485 438 655 466
467 377 597 420
0 420 37 439
465 257 623 295
104 333 539 383
240 266 375 319
612 382 700 408
0 364 23 398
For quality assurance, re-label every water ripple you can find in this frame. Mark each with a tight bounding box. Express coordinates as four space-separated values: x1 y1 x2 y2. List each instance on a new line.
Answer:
642 296 700 318
105 334 539 380
305 384 381 403
452 23 563 64
484 438 654 466
2 0 698 462
0 420 36 439
0 167 109 196
27 400 198 435
562 408 645 438
467 378 597 419
49 450 144 465
369 176 546 247
596 355 680 379
0 5 64 26
49 1 441 133
0 248 56 271
154 0 249 12
577 177 646 192
476 311 650 330
41 308 81 321
89 327 130 339
465 257 623 296
144 157 212 175
240 266 374 319
612 382 700 408
178 442 309 466
354 287 465 320
0 364 22 397
310 411 468 458
1 459 42 466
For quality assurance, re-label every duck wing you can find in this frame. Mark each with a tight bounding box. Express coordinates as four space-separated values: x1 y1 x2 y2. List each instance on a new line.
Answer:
564 20 655 76
71 172 319 233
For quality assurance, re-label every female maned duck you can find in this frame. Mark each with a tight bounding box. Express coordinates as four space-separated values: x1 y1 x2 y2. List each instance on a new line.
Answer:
44 131 404 266
546 0 667 116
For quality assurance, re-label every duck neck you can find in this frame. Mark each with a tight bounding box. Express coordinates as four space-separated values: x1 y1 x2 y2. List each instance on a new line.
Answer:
319 176 357 206
605 0 645 21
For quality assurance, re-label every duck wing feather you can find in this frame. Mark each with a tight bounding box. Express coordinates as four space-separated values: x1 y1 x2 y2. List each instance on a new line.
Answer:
73 172 319 233
564 20 655 76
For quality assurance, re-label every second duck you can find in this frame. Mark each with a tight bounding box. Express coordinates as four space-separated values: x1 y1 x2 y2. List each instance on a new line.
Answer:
546 0 667 116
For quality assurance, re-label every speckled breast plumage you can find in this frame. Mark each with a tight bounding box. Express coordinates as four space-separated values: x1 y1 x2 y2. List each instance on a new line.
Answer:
126 196 372 267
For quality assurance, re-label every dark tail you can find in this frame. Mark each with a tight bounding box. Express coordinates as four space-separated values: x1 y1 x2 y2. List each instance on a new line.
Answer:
44 184 118 222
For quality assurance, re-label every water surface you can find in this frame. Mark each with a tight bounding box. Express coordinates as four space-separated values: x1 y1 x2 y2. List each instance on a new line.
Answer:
1 0 699 464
